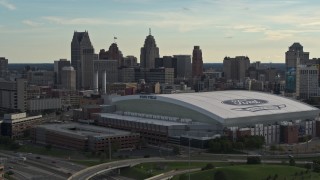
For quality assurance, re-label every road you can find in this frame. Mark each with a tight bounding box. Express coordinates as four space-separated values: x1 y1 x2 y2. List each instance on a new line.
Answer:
70 156 314 180
0 150 86 180
69 158 164 180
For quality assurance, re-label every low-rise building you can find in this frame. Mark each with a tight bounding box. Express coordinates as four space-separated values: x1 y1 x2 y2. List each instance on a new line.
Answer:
27 98 62 112
27 71 55 86
1 113 43 138
31 123 140 152
0 79 27 113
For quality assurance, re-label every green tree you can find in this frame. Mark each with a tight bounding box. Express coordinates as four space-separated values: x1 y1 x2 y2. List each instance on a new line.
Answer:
289 158 295 166
247 156 261 164
45 144 52 151
172 146 181 155
234 142 244 150
10 142 20 150
221 140 232 153
100 153 106 163
201 163 214 171
209 141 221 153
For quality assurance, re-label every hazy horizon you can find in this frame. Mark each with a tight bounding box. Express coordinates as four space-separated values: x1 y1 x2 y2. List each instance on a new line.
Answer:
1 0 320 63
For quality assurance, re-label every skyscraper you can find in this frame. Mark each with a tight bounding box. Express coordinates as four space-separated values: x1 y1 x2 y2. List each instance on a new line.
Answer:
61 66 76 90
0 57 8 78
99 43 123 67
286 43 309 70
192 46 203 78
173 55 192 79
155 56 178 78
223 56 250 82
285 43 309 94
140 29 159 69
54 59 71 84
71 31 95 90
296 65 318 99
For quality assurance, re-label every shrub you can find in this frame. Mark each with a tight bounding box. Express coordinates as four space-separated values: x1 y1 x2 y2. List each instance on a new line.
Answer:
247 156 261 164
201 163 214 171
289 158 295 166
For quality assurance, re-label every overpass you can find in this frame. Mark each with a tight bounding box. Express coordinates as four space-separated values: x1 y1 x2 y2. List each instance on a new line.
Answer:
68 157 164 180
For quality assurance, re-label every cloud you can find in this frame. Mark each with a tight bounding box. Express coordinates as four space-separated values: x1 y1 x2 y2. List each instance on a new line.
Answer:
41 13 214 32
22 20 42 27
233 25 268 33
42 16 107 25
0 0 15 10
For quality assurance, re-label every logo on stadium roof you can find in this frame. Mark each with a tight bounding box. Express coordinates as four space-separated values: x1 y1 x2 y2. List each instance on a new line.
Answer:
222 99 268 106
231 104 286 112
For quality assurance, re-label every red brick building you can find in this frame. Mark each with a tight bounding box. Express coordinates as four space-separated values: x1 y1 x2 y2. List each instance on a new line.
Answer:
280 124 298 144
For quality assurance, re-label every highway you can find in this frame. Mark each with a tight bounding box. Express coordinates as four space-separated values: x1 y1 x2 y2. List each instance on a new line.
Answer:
0 150 86 179
69 157 164 180
69 156 314 180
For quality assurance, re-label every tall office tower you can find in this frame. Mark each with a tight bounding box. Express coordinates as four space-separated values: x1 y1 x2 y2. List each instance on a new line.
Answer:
155 56 178 78
223 56 250 82
0 79 27 113
286 43 309 70
192 46 203 78
54 59 71 84
61 66 76 90
99 43 123 67
71 31 95 90
173 55 192 79
0 57 8 78
285 42 309 93
140 29 159 69
296 65 319 99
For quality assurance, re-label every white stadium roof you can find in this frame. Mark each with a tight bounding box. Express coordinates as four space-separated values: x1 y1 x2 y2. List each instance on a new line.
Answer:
112 91 320 126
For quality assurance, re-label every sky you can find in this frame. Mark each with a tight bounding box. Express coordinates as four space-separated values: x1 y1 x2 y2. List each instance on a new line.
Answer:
1 0 320 63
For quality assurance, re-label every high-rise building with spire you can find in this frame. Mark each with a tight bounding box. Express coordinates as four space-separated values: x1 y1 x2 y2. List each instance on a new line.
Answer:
192 46 203 78
71 31 95 89
140 29 159 69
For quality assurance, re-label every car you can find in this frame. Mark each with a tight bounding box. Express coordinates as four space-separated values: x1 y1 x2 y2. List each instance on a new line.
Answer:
8 166 13 169
51 161 56 163
35 156 41 159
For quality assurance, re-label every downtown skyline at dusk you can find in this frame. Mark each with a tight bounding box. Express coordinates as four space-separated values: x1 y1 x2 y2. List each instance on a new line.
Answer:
1 0 320 63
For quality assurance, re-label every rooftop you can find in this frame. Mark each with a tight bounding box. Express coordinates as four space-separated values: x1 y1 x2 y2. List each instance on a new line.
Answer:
112 91 320 123
99 113 188 127
36 123 134 139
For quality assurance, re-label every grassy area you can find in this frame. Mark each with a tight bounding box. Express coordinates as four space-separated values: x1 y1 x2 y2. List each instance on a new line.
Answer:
173 165 320 180
120 161 230 179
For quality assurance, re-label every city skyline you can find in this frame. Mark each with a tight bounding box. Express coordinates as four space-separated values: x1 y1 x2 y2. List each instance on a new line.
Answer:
1 0 320 63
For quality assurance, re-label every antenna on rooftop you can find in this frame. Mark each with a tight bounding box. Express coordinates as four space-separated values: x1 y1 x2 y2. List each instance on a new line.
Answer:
149 28 151 35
